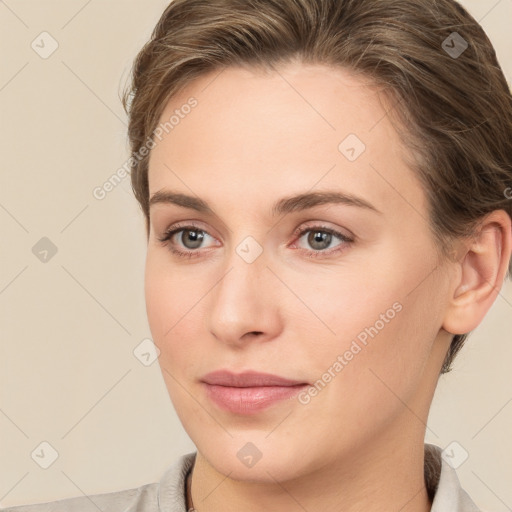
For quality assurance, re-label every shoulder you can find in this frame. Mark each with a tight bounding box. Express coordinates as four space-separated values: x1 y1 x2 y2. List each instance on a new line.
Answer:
425 443 483 512
0 483 158 512
0 452 197 512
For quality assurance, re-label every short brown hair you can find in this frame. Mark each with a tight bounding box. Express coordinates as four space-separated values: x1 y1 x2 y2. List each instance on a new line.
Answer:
122 0 512 374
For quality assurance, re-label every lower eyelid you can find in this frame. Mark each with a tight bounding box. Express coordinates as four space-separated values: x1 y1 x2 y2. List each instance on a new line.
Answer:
161 225 353 257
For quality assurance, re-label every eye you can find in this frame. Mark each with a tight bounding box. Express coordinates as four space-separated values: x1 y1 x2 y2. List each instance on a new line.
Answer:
157 223 217 259
291 224 353 259
156 222 354 260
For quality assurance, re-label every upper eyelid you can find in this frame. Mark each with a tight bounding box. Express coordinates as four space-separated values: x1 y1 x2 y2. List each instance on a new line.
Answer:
162 222 352 246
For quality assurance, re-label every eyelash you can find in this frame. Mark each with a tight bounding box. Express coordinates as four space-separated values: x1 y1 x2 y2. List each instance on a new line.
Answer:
156 222 354 260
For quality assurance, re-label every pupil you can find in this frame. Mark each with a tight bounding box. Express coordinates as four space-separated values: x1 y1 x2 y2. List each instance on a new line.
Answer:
309 231 331 250
184 230 204 249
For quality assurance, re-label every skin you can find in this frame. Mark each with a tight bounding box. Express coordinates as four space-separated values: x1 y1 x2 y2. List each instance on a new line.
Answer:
144 62 511 512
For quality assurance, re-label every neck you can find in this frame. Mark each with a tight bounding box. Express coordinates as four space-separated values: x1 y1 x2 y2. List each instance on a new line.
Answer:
188 429 432 512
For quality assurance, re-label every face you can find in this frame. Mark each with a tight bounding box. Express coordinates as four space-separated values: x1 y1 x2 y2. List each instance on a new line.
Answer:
145 62 453 482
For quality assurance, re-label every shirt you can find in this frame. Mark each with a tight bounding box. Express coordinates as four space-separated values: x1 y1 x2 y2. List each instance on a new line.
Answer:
0 443 482 511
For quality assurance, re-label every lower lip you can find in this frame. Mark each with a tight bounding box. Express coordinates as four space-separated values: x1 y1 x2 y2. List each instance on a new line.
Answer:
203 383 309 414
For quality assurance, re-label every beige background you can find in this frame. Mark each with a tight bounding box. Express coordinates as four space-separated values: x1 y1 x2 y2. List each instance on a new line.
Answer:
0 0 511 509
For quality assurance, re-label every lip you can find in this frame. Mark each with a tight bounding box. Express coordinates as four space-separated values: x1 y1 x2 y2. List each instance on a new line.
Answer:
201 370 307 387
201 370 309 415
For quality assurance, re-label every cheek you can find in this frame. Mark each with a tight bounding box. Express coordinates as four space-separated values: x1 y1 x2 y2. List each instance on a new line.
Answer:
145 248 198 328
283 261 402 356
144 251 211 381
294 296 433 449
145 252 193 358
295 249 440 410
145 263 199 418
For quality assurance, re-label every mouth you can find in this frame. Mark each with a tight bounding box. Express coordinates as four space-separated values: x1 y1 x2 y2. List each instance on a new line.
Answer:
200 370 310 415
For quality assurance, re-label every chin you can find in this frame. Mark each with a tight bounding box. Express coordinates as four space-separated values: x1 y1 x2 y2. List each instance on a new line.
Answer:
192 430 317 483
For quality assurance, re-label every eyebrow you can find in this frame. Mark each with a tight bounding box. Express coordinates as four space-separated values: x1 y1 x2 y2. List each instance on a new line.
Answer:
148 190 382 216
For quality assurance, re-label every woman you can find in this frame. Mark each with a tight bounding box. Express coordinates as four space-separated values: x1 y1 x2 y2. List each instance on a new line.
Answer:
4 0 511 510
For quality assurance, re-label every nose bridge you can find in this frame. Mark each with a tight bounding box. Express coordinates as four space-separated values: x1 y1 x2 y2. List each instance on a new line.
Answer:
215 234 268 315
207 233 279 343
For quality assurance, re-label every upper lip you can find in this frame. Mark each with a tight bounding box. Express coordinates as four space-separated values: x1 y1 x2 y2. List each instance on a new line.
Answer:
201 370 307 387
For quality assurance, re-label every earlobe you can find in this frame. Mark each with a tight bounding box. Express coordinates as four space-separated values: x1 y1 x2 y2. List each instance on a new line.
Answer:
442 210 512 335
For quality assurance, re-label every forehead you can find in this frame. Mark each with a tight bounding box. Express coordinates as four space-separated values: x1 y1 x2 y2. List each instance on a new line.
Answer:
147 63 425 217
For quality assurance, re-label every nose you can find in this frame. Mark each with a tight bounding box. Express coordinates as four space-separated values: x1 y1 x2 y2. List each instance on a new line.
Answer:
206 243 283 348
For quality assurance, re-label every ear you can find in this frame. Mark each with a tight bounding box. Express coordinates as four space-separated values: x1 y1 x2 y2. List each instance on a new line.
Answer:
442 210 512 335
